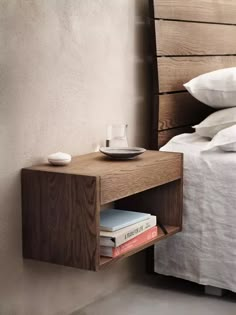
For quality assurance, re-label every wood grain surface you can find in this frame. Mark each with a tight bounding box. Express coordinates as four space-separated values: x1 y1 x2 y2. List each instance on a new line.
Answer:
26 151 182 205
22 170 100 270
116 179 183 227
158 93 214 130
149 0 236 147
158 56 236 93
27 151 177 176
22 151 183 270
155 20 236 56
153 0 236 24
158 127 194 149
100 152 182 204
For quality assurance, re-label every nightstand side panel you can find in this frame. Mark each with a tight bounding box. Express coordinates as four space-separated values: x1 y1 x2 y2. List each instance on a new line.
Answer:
22 170 99 270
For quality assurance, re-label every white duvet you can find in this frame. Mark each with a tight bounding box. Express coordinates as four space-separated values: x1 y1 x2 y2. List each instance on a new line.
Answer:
155 133 236 292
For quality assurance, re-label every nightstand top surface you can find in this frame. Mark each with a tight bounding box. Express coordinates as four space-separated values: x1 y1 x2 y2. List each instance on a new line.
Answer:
24 150 182 177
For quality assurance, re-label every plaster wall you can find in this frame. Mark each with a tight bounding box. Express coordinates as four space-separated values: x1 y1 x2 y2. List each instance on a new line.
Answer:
0 1 150 314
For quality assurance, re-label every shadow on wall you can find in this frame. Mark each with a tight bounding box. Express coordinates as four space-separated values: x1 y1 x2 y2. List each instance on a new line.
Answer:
134 0 152 148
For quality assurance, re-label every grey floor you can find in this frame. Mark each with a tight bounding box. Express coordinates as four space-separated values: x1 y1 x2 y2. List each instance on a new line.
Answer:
72 275 236 315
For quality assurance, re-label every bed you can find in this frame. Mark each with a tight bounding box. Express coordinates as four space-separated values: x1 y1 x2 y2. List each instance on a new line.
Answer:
149 0 236 292
155 133 236 292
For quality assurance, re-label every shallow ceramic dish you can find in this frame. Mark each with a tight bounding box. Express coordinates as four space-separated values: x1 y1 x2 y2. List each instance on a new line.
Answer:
99 147 146 159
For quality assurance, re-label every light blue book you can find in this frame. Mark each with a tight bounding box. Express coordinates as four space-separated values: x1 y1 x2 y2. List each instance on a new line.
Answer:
100 209 150 232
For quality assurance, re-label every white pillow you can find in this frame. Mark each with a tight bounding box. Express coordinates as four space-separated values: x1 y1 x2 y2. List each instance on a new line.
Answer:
203 124 236 152
193 107 236 138
184 67 236 109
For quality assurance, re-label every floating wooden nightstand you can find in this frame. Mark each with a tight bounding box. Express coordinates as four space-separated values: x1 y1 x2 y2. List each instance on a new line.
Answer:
21 150 183 271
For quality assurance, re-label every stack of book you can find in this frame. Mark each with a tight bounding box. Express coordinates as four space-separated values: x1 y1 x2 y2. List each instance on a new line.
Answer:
100 209 158 258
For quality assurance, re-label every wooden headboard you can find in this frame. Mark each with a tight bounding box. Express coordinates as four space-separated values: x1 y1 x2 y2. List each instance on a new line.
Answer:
150 0 236 149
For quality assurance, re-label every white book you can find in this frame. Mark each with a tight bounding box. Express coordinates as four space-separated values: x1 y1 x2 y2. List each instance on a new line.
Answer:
100 209 151 232
100 215 156 247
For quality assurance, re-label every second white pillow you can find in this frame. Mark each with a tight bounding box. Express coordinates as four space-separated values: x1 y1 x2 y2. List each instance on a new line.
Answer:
203 124 236 152
193 107 236 138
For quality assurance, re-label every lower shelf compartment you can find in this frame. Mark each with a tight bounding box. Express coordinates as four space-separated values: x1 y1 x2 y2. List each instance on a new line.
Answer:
99 225 180 269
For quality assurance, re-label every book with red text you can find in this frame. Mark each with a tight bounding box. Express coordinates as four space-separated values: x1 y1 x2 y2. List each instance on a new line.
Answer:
100 226 158 258
100 215 156 247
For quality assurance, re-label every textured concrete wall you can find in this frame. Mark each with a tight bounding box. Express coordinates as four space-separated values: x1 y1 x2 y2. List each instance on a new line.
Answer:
0 1 149 314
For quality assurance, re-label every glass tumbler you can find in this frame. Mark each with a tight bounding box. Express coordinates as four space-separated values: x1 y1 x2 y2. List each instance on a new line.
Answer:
106 124 128 148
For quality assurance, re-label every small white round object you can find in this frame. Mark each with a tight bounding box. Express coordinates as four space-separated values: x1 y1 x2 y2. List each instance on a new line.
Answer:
48 152 71 166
